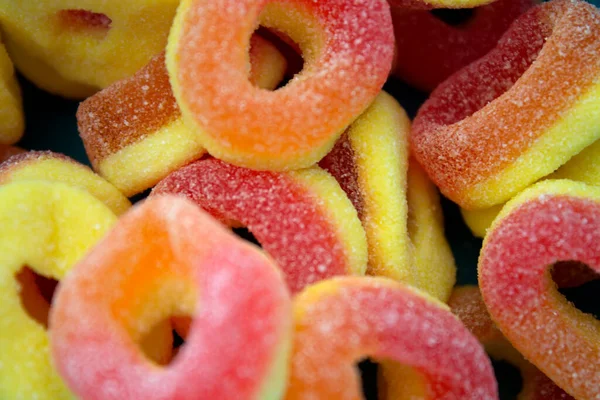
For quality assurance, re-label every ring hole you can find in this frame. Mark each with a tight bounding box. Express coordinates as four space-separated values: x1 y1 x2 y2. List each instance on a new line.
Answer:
15 266 59 328
233 227 261 247
358 358 379 400
57 9 112 36
137 313 193 366
429 8 475 27
255 27 305 88
490 359 523 400
553 261 600 320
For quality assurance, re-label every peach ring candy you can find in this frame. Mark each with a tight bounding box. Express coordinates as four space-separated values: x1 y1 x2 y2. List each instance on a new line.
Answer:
462 139 600 238
448 286 573 400
0 144 25 163
479 179 600 399
0 35 24 144
0 151 131 215
0 180 118 399
286 276 497 399
166 0 394 170
411 0 600 210
49 195 292 400
78 35 286 197
0 0 179 98
390 0 535 92
319 92 455 301
152 158 367 293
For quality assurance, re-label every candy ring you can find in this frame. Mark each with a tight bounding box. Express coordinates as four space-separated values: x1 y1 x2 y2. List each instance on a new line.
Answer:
0 144 24 163
286 277 497 399
479 179 600 399
449 286 573 400
152 158 367 293
78 35 286 197
0 151 130 215
50 195 292 400
462 139 600 238
0 181 118 399
0 36 24 144
166 0 394 170
319 92 455 300
0 0 179 98
390 0 534 92
411 0 600 210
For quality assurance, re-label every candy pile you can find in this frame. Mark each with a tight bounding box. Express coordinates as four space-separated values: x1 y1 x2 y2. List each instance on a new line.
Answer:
0 0 599 398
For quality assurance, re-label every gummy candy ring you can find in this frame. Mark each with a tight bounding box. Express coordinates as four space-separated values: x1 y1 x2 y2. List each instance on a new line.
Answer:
0 0 179 98
78 34 286 197
411 0 600 210
286 277 498 399
448 286 573 400
390 0 535 92
462 138 600 238
50 195 292 400
479 179 600 399
166 0 394 170
320 92 455 300
0 151 131 215
152 158 368 293
0 181 117 399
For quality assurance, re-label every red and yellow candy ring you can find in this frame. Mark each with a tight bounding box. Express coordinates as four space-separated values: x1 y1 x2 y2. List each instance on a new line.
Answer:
479 179 600 399
50 196 292 400
152 158 367 293
78 34 286 197
286 277 497 399
412 0 600 210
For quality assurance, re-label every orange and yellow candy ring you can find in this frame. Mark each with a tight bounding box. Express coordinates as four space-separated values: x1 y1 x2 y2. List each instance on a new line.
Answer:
167 0 394 170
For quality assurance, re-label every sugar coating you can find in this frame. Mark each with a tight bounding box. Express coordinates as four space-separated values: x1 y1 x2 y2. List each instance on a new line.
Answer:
412 0 600 209
78 35 286 196
391 0 535 92
50 196 292 400
286 277 497 399
0 151 130 215
448 286 574 400
321 92 455 301
462 138 600 238
0 181 117 400
0 144 25 163
479 179 600 399
167 0 394 170
0 36 24 144
152 158 367 293
0 0 179 98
